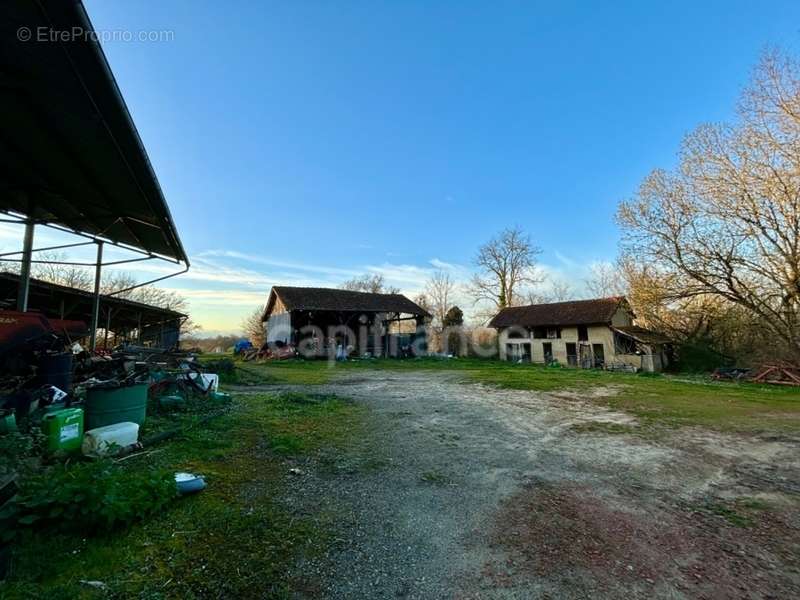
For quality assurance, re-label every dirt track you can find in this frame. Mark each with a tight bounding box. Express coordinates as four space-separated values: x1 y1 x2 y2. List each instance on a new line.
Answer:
243 371 800 599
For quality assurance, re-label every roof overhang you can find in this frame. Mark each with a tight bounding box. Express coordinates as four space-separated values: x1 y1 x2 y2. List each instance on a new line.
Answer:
0 0 188 264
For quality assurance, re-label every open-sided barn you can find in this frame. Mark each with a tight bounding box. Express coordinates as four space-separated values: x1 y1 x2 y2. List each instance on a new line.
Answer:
261 286 430 358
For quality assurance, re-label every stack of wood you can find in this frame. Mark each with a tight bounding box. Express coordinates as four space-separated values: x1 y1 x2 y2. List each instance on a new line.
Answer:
749 362 800 386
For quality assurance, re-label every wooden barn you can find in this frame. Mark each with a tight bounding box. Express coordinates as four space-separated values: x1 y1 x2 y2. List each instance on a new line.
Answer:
261 286 430 358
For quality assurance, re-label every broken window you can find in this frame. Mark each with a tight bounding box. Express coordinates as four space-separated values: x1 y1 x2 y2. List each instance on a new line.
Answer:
546 327 560 339
577 325 588 341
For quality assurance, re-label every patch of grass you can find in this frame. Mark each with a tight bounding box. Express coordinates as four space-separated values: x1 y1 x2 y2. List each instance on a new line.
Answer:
3 391 365 599
570 421 640 435
268 432 306 455
692 497 774 528
420 470 449 485
702 501 753 528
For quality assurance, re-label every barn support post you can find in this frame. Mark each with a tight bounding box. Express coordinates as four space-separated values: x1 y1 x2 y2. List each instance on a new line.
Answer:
16 215 35 312
89 240 104 350
104 307 111 349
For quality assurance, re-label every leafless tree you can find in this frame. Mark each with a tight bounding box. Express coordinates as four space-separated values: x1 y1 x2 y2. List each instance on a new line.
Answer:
547 278 575 302
425 270 456 327
617 49 800 359
467 226 542 311
32 251 93 290
413 292 432 315
340 273 400 294
241 306 266 347
585 262 626 298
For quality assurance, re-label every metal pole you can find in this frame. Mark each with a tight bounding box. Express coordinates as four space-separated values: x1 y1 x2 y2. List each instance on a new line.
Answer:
89 241 104 350
16 217 35 311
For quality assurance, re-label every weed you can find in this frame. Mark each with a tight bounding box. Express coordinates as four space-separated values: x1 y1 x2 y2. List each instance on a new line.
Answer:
420 470 449 485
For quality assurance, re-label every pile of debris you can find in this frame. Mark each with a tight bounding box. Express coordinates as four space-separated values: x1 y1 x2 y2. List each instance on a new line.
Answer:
0 309 233 577
712 362 800 386
0 309 230 458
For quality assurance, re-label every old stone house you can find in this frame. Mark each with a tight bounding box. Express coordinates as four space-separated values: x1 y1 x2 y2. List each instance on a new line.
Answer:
489 296 670 372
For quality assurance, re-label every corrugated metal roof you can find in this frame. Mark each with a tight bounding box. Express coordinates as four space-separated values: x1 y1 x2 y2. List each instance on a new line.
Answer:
0 1 187 262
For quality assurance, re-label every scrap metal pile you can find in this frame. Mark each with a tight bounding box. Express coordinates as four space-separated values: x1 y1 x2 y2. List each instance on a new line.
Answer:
0 309 229 458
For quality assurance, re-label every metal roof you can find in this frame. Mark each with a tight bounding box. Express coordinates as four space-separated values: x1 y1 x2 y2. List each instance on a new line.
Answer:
0 271 185 326
0 0 188 263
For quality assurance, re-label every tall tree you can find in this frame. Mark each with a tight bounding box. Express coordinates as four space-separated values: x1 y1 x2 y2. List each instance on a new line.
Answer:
617 49 800 359
585 262 626 298
467 226 542 311
425 270 456 327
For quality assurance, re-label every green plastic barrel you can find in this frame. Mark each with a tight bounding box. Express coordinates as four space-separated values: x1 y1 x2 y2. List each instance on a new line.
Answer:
41 408 83 453
85 384 148 430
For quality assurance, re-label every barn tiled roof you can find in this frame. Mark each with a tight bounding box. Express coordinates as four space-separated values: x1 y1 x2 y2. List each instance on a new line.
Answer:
489 297 626 328
268 286 431 317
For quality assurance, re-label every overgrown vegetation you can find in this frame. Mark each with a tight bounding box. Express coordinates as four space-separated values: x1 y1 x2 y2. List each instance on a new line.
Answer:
4 461 175 535
2 391 365 598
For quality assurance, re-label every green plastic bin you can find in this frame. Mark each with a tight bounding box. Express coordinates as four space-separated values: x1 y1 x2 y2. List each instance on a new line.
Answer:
41 408 83 453
85 383 148 430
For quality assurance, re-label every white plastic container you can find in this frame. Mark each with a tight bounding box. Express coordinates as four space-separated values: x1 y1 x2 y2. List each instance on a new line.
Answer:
178 372 219 392
81 422 140 457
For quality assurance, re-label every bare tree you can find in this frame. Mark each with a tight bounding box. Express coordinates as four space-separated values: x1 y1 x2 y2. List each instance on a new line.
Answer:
617 49 800 359
102 271 200 335
340 273 400 294
241 306 266 346
467 226 542 311
547 278 575 302
585 262 626 298
413 292 432 315
425 270 456 327
32 251 93 290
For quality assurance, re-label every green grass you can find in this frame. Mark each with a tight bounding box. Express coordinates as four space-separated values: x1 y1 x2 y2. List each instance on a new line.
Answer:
2 391 365 599
236 357 800 433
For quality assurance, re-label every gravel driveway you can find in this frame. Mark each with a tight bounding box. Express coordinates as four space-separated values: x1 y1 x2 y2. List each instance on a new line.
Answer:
250 371 800 599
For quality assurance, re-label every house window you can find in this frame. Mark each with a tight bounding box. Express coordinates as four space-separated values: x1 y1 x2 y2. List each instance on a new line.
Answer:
577 325 588 341
546 327 560 339
506 342 532 362
533 327 546 339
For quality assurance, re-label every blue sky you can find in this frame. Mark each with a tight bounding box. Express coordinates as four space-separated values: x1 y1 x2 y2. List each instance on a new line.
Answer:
11 1 800 334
